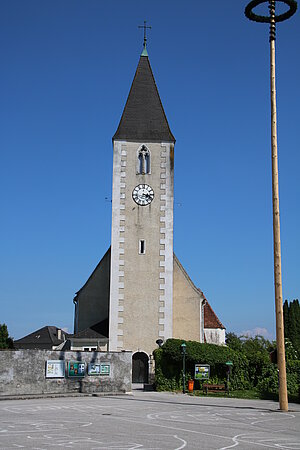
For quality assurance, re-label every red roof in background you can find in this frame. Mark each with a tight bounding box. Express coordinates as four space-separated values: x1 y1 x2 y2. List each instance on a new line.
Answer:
204 300 225 329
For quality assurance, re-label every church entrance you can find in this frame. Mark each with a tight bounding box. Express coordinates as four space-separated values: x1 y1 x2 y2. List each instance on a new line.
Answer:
132 352 149 383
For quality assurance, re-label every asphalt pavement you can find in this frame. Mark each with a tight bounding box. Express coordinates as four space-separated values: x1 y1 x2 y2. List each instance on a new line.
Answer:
0 391 299 449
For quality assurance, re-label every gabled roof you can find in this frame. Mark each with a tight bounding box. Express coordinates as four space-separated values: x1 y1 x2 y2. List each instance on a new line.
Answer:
14 326 68 348
70 319 109 340
204 300 225 330
113 55 175 143
74 247 110 298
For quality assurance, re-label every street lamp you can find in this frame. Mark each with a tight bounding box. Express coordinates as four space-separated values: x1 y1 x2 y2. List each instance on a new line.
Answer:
181 342 186 394
156 339 163 348
225 361 233 394
245 0 297 412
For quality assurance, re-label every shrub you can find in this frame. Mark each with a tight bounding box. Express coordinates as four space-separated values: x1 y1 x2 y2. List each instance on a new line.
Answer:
257 360 300 400
154 339 250 391
155 338 300 402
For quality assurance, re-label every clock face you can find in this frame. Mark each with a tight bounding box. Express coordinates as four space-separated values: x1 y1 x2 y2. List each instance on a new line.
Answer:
132 184 154 206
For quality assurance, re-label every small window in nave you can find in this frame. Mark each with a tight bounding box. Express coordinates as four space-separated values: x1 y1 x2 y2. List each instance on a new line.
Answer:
139 239 146 254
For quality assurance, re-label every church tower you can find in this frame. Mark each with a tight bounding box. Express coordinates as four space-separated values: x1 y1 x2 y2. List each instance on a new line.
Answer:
72 42 225 366
109 46 175 354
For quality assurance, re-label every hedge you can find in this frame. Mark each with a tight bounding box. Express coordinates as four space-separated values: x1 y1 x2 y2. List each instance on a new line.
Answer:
154 339 250 391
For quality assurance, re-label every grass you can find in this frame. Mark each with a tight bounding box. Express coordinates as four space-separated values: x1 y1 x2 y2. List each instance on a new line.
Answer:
188 389 260 400
228 389 261 399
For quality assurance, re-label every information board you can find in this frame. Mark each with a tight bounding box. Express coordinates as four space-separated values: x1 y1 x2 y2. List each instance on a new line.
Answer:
68 361 85 377
46 360 65 378
100 363 110 376
88 363 101 376
194 364 210 380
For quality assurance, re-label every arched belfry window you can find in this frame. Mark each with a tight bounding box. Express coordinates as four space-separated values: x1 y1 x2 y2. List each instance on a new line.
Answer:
137 145 150 174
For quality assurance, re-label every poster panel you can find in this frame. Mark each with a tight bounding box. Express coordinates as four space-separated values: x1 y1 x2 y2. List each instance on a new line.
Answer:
46 360 65 378
194 364 210 380
68 361 86 377
100 363 110 376
88 363 101 376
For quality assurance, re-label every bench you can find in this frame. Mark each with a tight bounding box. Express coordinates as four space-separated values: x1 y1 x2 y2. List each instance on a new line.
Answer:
203 384 228 395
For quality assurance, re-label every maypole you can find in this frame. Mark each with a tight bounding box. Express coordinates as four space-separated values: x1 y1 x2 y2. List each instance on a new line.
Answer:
244 0 297 411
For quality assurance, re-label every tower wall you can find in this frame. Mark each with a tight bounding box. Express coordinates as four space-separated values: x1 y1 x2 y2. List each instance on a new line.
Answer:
109 140 174 354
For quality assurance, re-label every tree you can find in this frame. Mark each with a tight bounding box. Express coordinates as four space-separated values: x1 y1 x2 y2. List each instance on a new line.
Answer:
225 332 243 352
240 335 272 386
283 299 300 354
283 300 289 338
226 333 273 387
0 324 13 349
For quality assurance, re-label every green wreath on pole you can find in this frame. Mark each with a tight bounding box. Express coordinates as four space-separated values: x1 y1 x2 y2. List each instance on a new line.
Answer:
245 0 297 23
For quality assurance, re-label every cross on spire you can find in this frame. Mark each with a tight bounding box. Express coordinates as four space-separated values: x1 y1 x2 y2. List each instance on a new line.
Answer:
138 20 151 50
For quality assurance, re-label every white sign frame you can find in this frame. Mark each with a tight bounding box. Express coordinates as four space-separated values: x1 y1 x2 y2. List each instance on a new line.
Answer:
194 364 210 380
46 360 65 378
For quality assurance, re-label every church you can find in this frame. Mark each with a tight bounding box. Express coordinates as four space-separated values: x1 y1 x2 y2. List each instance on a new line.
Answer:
73 42 225 381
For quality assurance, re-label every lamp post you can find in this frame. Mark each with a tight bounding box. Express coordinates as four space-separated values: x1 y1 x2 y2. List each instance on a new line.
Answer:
226 361 233 394
181 342 186 394
245 0 297 412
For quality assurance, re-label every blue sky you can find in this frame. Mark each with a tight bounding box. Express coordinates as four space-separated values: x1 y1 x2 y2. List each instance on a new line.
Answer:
1 0 299 341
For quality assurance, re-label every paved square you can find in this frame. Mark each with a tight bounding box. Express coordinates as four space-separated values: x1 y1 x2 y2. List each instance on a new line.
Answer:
0 392 299 449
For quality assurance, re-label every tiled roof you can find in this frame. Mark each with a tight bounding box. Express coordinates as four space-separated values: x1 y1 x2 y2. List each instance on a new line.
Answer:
113 55 175 143
204 300 225 329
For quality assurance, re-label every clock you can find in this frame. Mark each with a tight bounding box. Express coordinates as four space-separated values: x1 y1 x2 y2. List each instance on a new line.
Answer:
132 184 154 206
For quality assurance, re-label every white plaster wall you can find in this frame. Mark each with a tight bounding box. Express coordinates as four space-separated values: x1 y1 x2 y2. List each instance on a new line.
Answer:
204 328 226 345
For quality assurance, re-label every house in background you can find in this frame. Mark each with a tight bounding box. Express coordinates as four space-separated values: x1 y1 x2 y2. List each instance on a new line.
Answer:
14 326 68 350
203 300 226 345
67 319 109 351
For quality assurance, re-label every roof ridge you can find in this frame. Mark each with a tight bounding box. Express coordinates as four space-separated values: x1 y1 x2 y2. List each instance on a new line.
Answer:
173 253 205 299
74 247 111 297
145 56 175 142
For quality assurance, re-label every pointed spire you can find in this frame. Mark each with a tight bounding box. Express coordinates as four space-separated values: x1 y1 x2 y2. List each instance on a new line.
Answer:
113 55 175 143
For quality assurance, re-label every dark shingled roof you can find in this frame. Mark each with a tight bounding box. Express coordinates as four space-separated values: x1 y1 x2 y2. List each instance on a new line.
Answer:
14 326 68 349
70 319 109 339
113 55 175 143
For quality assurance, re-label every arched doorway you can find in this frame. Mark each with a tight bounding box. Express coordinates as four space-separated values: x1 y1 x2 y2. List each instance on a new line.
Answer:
132 352 149 383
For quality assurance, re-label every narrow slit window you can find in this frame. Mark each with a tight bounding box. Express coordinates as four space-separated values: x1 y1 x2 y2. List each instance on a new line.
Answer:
145 152 150 174
139 239 146 255
138 152 143 174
